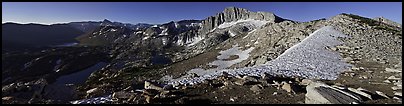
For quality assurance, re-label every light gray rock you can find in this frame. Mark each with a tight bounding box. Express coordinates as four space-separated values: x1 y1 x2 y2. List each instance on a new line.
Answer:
392 86 402 91
347 87 373 100
305 81 362 104
375 91 390 99
87 88 101 94
199 7 284 35
385 68 402 73
388 76 401 80
383 80 391 83
144 81 163 91
250 84 264 93
373 17 402 28
394 92 402 97
300 79 313 85
112 91 134 99
281 82 293 93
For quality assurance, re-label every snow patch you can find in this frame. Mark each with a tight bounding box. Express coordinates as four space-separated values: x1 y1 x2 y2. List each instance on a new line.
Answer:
142 36 150 40
135 31 143 34
228 30 236 37
218 19 269 29
159 28 169 35
165 44 255 83
174 22 179 28
70 95 112 104
162 37 168 45
243 29 257 39
163 26 353 87
187 36 203 46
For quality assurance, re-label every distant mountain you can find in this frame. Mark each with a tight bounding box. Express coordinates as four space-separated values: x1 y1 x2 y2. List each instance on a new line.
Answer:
2 20 153 50
66 21 102 32
2 23 85 50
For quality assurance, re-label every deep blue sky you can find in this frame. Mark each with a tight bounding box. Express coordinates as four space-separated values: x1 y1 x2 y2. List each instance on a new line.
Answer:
2 2 402 25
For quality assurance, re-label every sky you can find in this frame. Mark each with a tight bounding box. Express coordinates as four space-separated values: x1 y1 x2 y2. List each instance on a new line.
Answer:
2 2 402 25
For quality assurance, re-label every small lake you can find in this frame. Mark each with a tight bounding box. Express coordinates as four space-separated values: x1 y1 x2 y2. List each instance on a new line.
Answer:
151 54 172 65
53 42 79 47
54 62 108 85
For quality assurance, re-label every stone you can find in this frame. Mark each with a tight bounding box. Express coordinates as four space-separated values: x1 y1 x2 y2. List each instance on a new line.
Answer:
281 82 292 93
250 84 264 93
255 56 268 65
163 84 174 90
347 87 373 100
331 85 347 90
375 91 390 99
144 95 152 104
144 81 163 91
86 88 104 98
305 81 362 104
349 73 356 77
243 76 258 83
86 88 101 94
112 91 134 99
234 79 246 86
387 76 400 80
330 47 337 51
359 67 365 71
272 92 278 95
394 92 402 97
385 68 402 73
351 67 360 71
300 79 313 85
235 76 258 86
2 96 13 101
143 89 160 96
272 81 281 86
392 86 402 90
344 57 353 62
383 80 391 83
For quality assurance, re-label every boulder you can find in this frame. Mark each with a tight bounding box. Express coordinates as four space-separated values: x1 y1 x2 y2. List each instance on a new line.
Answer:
112 91 135 99
144 81 163 91
375 91 390 99
86 87 104 98
300 79 313 85
86 88 101 94
234 76 258 86
387 76 400 80
250 84 264 93
281 82 293 93
162 84 174 90
394 92 402 97
385 68 402 73
392 86 402 91
347 87 373 100
305 81 362 104
383 80 391 83
2 96 13 101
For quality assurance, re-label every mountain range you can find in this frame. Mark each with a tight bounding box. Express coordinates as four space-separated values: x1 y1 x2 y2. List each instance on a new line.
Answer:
2 7 402 104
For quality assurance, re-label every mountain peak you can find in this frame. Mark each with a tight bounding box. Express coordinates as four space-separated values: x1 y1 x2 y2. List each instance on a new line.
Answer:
102 19 112 23
100 19 114 26
373 17 402 28
224 6 248 12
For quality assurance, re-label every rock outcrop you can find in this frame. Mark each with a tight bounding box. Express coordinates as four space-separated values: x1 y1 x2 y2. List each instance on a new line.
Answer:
198 7 285 35
373 17 402 28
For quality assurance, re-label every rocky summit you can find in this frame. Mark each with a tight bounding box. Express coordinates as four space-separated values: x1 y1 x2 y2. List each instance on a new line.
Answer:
2 6 402 104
